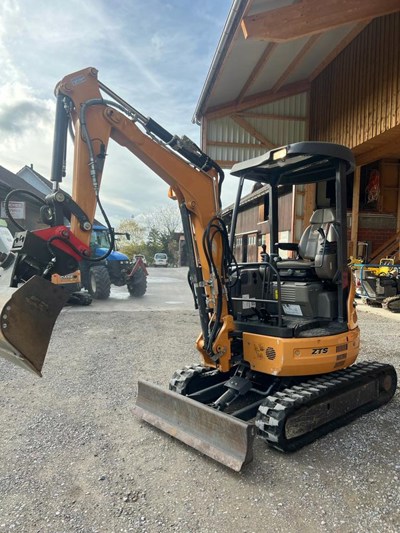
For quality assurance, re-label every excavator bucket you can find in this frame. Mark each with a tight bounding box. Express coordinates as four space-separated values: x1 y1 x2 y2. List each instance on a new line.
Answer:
134 380 256 471
0 275 69 376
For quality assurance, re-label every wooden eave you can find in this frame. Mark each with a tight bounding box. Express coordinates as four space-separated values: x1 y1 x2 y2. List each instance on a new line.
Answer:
206 79 310 121
195 0 399 171
241 0 400 42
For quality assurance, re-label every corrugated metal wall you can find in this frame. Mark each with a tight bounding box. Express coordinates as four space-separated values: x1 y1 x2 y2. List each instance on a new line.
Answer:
207 93 307 164
310 13 400 148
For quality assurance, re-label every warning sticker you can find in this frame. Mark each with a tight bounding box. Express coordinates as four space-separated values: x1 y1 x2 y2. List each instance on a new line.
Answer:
242 294 253 310
282 304 303 316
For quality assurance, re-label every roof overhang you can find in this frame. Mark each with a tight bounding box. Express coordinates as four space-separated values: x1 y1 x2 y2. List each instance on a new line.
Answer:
195 0 400 168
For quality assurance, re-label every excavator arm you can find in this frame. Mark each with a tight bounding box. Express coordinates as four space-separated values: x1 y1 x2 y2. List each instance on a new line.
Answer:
0 67 234 376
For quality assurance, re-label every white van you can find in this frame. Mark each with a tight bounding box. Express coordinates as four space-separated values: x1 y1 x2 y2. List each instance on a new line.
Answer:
153 252 168 267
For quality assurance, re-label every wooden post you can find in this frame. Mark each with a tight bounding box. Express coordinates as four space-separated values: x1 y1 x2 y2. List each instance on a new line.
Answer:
351 165 361 258
302 183 316 230
397 165 400 259
397 164 400 232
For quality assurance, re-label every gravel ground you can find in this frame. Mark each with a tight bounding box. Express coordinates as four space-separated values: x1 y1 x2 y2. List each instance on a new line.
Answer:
0 303 399 533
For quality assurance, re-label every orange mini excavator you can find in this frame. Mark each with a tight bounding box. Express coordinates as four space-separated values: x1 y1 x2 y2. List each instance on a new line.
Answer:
0 68 396 471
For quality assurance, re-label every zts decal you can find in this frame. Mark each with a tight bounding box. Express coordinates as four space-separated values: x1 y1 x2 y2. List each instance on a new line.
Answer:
312 348 328 355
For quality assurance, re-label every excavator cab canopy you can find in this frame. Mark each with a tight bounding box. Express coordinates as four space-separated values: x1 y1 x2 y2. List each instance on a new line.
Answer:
230 141 355 185
229 141 355 326
229 141 354 259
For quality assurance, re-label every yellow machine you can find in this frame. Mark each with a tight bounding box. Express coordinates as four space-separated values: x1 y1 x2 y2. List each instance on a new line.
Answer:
352 257 400 311
0 68 396 470
51 270 92 306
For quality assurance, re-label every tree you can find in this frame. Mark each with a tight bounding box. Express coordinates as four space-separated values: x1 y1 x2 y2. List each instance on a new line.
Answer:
147 226 162 248
116 217 145 258
117 218 145 243
115 205 183 265
143 205 182 265
146 226 162 260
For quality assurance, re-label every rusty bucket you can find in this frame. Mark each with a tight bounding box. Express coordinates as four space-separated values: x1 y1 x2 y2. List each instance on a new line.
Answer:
0 274 68 376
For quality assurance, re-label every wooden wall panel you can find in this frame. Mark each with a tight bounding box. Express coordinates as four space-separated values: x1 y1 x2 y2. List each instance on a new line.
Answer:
235 193 293 236
278 193 293 231
310 13 400 148
236 205 259 234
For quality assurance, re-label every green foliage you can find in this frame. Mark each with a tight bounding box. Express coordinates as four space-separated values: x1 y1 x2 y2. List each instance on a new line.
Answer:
117 218 145 243
116 218 146 259
116 205 183 265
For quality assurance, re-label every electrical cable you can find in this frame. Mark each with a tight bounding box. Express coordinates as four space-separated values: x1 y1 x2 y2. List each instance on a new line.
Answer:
4 189 46 231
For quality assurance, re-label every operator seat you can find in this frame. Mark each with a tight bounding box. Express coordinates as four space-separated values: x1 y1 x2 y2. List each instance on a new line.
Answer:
276 208 337 280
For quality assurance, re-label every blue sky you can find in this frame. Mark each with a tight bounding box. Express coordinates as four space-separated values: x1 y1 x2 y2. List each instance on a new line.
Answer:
0 0 233 224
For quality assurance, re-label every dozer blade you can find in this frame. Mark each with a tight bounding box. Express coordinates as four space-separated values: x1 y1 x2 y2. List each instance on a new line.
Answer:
134 380 256 471
0 275 69 376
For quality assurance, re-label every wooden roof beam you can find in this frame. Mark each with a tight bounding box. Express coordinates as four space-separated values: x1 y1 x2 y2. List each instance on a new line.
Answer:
241 0 400 42
231 115 277 150
272 34 321 93
355 143 400 166
236 42 278 103
207 141 263 149
353 125 400 165
238 111 306 121
206 79 310 121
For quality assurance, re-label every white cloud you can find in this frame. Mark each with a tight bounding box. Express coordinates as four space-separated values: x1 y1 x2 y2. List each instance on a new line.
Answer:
0 0 233 222
0 81 54 174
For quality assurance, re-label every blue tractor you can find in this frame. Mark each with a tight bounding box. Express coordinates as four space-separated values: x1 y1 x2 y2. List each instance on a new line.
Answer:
80 225 147 299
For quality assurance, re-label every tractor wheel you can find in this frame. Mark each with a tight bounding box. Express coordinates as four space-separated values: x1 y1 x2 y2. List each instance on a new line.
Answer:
88 266 111 299
127 269 147 297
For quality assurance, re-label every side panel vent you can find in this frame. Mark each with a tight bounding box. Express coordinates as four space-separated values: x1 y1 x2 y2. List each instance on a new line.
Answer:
266 347 276 360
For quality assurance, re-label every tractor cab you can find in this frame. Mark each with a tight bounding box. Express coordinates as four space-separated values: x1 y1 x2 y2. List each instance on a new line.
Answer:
90 226 129 262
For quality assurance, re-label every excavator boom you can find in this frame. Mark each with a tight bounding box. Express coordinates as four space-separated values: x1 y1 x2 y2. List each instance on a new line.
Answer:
0 67 230 377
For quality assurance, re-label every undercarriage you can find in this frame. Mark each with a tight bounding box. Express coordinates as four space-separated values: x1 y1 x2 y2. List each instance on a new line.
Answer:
135 360 397 470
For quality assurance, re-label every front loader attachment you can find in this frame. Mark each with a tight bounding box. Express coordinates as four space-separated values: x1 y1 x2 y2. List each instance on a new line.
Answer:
134 380 256 471
0 275 69 376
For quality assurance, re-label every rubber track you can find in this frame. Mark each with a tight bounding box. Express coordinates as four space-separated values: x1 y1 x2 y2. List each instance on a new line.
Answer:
382 295 400 313
169 365 225 395
256 361 397 452
169 365 208 394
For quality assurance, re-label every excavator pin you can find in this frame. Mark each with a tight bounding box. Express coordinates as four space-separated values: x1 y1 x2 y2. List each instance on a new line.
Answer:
0 270 68 376
134 380 256 471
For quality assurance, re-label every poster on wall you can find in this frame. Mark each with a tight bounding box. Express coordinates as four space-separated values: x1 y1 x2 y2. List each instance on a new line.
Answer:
365 169 380 211
1 201 26 220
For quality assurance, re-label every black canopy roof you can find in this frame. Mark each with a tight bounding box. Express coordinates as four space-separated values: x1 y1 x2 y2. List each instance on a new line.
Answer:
230 142 355 186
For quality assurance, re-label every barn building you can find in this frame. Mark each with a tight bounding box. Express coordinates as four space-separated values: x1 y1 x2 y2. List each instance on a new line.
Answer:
194 0 400 264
